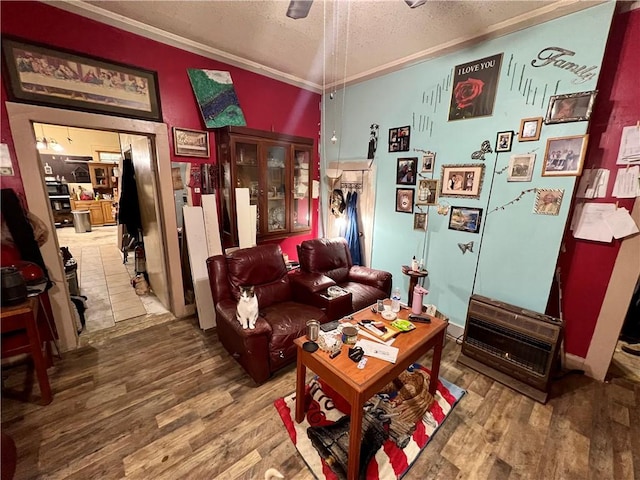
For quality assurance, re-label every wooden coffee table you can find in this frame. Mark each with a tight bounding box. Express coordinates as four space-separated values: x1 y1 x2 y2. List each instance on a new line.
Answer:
294 303 447 480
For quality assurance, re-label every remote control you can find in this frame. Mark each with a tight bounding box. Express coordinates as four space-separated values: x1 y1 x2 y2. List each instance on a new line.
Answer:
320 320 341 332
408 314 432 323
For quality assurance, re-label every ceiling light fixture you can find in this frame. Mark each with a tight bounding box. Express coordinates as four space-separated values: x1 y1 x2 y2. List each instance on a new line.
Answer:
286 0 313 19
35 124 64 152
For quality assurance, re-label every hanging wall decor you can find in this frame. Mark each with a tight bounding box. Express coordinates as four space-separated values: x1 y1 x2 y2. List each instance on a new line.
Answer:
416 179 439 206
544 91 597 124
396 157 418 185
440 164 485 199
187 69 246 128
533 189 564 215
395 188 414 214
471 140 493 161
458 241 474 254
388 126 411 152
367 124 379 159
541 135 589 176
448 53 503 121
448 206 483 233
421 152 435 173
413 212 427 231
507 154 536 182
495 131 514 153
518 117 543 142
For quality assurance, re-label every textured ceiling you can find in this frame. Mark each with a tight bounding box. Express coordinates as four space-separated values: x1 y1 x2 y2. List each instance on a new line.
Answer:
56 0 602 92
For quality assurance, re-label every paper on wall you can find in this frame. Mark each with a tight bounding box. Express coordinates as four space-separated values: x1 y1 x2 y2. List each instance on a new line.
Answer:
576 168 609 198
602 207 639 239
616 125 640 165
0 144 13 176
612 166 640 198
572 203 616 242
570 202 584 231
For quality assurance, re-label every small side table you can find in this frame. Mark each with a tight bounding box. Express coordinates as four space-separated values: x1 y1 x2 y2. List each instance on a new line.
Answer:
1 296 54 405
401 265 428 307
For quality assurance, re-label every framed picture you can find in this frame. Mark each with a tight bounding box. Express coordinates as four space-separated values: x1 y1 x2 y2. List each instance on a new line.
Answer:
414 212 428 231
507 153 536 182
172 127 210 158
1 36 162 121
388 125 410 152
518 117 543 142
440 164 485 199
395 188 414 214
533 189 564 216
421 152 435 173
416 179 439 205
495 131 514 152
544 91 597 124
396 157 417 185
448 206 483 233
449 53 503 121
542 135 589 177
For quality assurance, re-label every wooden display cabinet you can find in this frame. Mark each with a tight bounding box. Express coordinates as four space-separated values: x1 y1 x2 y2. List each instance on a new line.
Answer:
89 162 117 190
215 126 313 248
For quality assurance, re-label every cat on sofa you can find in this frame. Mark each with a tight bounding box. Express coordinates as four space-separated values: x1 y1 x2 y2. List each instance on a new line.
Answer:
236 286 258 329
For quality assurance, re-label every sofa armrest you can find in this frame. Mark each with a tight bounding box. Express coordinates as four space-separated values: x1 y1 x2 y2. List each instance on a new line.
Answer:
289 272 336 294
348 266 392 295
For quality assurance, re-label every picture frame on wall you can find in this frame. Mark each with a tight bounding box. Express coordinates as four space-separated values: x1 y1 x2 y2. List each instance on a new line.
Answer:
440 164 485 199
533 188 564 216
507 153 536 182
495 130 514 152
413 212 428 231
416 179 439 205
421 152 435 173
1 36 162 121
544 91 597 124
388 126 411 152
172 127 210 158
448 53 503 121
396 157 417 185
542 135 589 177
518 117 543 142
395 188 414 214
448 206 483 233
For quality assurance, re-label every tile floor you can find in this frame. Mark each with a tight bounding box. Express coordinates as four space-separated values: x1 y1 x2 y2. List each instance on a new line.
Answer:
56 224 168 333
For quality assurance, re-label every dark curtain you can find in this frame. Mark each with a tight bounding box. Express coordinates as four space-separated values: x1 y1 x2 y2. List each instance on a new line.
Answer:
344 191 362 266
118 153 142 235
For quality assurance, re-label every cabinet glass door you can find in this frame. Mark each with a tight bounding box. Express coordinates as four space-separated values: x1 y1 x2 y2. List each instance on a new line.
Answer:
235 141 260 233
292 148 311 230
266 145 286 233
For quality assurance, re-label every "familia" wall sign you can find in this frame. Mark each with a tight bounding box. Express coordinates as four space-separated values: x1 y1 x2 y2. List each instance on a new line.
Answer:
531 47 598 85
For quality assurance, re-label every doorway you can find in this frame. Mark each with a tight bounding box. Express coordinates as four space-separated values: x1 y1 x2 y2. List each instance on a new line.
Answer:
7 102 187 351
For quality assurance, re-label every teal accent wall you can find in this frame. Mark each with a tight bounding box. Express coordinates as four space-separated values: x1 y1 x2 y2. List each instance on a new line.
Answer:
322 2 616 327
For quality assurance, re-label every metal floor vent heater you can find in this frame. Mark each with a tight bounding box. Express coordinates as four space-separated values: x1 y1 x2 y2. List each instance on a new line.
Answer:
457 294 564 403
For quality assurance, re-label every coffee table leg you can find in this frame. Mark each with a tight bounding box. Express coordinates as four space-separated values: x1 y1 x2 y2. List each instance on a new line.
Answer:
347 395 363 480
429 329 444 396
295 351 306 423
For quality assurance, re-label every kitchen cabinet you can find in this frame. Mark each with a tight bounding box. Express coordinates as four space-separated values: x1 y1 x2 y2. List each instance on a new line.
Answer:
89 162 117 189
70 200 117 226
215 126 313 248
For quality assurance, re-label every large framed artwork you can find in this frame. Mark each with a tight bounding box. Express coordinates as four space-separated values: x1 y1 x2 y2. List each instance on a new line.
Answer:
173 127 210 158
448 53 503 121
440 164 485 199
544 91 597 125
1 36 162 121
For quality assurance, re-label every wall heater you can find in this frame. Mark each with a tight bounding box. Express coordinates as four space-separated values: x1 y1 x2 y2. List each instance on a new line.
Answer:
457 294 563 403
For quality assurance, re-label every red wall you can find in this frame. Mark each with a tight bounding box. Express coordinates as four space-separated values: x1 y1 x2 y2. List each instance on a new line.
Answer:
0 1 320 257
555 8 640 357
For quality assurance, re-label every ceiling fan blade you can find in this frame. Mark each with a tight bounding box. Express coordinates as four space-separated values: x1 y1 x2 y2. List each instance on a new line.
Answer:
286 0 313 19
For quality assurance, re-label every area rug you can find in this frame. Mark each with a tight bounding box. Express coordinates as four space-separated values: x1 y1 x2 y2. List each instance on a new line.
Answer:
274 363 465 480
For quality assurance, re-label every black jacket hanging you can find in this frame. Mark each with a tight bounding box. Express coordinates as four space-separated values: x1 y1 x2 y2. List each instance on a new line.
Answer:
118 153 142 234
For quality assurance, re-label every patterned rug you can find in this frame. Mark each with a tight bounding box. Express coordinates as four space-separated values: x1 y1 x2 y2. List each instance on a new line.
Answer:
274 363 465 480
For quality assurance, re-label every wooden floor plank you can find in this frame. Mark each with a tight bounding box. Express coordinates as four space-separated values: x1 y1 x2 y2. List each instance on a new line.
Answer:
1 315 637 480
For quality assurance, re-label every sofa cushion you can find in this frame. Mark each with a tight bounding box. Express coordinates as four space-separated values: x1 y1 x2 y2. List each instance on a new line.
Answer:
298 238 351 284
339 281 388 312
226 244 291 308
262 301 327 370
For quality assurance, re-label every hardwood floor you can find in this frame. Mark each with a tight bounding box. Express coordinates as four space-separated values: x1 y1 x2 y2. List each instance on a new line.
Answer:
1 316 638 480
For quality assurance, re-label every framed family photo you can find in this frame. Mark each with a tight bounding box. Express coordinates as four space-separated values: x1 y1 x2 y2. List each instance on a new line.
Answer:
389 125 411 152
396 157 418 185
542 135 589 177
440 164 485 199
413 212 428 231
172 127 210 158
507 153 536 182
421 152 435 173
416 179 439 206
1 36 162 121
533 189 564 216
395 188 414 214
449 53 503 121
545 91 597 125
448 206 483 233
518 117 543 142
495 131 514 152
